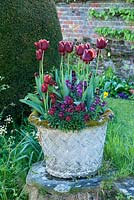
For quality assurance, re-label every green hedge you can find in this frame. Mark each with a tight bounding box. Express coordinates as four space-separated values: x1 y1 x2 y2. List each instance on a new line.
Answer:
0 0 62 122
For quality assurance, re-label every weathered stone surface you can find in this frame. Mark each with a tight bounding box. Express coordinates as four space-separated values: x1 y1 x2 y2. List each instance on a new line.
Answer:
26 162 134 200
37 123 107 178
115 178 134 199
26 161 104 200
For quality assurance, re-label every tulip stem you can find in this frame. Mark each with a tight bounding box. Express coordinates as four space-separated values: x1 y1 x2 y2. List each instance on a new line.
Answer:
78 57 81 77
67 53 70 76
39 51 44 84
95 49 101 77
60 55 64 85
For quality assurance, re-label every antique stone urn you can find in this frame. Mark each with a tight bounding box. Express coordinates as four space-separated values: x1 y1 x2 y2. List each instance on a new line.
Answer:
29 110 113 179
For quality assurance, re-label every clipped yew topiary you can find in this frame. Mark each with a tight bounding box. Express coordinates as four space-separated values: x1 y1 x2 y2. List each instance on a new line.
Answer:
0 0 62 122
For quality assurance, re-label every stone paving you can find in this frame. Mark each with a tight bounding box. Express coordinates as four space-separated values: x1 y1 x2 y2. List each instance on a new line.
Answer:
115 178 134 199
26 161 134 200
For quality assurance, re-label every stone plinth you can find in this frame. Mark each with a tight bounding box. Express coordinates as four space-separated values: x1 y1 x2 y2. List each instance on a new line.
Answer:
26 161 104 200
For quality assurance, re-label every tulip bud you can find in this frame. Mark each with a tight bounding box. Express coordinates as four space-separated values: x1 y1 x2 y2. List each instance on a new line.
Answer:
96 37 108 49
44 74 53 84
36 49 43 60
58 41 65 55
34 39 49 51
39 39 49 51
75 44 84 56
64 41 73 53
34 41 42 49
84 43 90 49
41 83 48 93
82 48 96 64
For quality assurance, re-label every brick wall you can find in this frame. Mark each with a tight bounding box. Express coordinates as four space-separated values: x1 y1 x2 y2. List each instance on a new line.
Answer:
56 1 134 79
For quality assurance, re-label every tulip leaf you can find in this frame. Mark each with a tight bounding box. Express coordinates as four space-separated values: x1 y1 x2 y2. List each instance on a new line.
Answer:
26 93 43 105
35 76 43 99
20 99 45 116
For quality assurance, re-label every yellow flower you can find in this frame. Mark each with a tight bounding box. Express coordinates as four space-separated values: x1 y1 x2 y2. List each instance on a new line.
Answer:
103 91 108 98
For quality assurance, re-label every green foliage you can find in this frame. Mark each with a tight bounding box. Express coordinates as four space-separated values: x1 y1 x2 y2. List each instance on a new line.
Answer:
21 44 108 132
105 98 134 177
89 6 134 42
0 0 62 122
89 7 134 21
96 27 134 42
99 67 134 99
0 98 134 199
0 120 43 200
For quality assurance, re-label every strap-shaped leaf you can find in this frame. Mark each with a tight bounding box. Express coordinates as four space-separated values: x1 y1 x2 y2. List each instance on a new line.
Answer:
20 99 45 116
35 76 43 99
27 93 43 105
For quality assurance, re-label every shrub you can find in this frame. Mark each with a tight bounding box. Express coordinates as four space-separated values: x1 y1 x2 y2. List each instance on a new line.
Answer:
0 0 62 122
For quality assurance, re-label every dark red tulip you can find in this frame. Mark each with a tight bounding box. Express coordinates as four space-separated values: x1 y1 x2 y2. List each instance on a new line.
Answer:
50 93 56 104
82 48 96 64
84 43 90 49
36 49 43 60
64 41 73 53
58 41 65 55
39 39 49 51
34 41 42 49
44 74 53 84
96 37 108 49
34 39 49 51
75 44 84 56
41 83 48 93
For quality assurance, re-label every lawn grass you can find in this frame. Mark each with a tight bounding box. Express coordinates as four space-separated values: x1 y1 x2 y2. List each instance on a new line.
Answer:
0 98 134 199
104 98 134 177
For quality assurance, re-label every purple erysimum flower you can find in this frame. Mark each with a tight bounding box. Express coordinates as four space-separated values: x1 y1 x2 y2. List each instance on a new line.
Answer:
66 80 72 89
61 103 66 110
77 85 83 97
90 106 95 111
75 103 85 112
72 71 77 83
84 114 90 121
101 101 107 107
118 92 128 99
94 96 100 105
58 112 64 118
64 96 74 105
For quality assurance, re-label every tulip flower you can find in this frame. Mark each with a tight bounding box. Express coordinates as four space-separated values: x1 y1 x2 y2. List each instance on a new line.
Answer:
44 74 53 84
96 37 108 49
39 39 49 51
34 39 49 51
75 44 84 56
36 49 43 60
84 43 90 49
50 93 57 104
41 83 48 93
64 41 73 53
58 41 65 55
82 48 96 64
34 41 42 49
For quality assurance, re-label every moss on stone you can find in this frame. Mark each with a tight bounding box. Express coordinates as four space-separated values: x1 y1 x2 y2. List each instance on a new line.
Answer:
29 109 114 129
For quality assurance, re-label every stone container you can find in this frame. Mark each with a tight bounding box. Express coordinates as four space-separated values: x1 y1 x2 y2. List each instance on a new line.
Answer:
38 124 107 178
29 110 113 179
